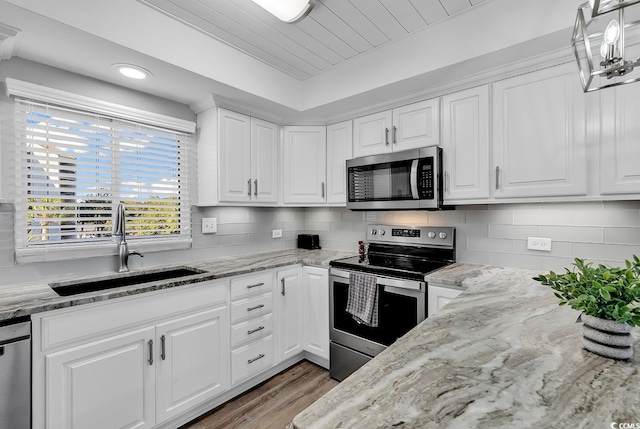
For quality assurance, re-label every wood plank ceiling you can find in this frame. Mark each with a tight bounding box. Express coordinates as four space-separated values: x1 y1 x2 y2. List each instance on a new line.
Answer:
139 0 486 79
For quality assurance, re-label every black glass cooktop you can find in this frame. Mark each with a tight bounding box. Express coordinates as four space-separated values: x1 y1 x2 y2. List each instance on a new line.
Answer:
329 255 451 281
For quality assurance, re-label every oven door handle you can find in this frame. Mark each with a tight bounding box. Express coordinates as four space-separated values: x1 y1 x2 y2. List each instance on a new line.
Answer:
410 159 419 199
330 271 424 291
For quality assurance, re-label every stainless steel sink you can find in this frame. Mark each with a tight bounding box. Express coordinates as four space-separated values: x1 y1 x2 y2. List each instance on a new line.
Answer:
50 267 205 297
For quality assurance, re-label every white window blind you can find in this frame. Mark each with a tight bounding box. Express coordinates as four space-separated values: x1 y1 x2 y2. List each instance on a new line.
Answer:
14 98 192 255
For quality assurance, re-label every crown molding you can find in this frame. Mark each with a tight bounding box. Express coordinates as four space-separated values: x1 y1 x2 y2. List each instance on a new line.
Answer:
0 23 20 61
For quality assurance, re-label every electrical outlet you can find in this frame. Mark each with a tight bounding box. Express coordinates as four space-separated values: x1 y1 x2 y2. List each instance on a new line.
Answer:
202 217 217 234
527 237 552 252
272 229 283 239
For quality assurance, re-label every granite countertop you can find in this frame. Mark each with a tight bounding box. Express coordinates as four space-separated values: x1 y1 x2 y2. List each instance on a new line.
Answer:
0 248 354 322
292 263 640 429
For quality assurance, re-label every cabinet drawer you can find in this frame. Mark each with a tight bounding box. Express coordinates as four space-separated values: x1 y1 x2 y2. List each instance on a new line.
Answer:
231 335 274 385
230 272 273 300
230 293 272 324
230 313 273 348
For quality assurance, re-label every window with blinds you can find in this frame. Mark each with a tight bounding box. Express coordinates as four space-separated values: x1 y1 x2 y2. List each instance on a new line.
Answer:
14 98 192 251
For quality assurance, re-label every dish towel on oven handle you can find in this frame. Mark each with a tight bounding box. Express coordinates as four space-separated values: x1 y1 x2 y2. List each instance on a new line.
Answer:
346 272 379 327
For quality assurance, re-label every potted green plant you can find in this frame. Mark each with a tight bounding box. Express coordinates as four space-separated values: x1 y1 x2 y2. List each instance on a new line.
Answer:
533 255 640 360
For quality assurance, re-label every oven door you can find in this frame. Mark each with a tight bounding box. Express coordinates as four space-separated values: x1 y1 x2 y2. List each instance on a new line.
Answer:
329 268 426 358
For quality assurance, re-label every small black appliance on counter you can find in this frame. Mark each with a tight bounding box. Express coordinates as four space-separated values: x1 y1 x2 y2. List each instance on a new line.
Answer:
298 234 321 250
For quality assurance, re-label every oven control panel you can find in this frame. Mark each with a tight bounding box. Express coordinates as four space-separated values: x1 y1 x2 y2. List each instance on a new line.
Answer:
367 224 455 248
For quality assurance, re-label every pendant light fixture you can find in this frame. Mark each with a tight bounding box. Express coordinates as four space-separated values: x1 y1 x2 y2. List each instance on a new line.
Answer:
251 0 316 23
572 0 640 91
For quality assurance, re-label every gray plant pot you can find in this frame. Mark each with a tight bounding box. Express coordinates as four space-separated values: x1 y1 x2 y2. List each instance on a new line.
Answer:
581 314 633 360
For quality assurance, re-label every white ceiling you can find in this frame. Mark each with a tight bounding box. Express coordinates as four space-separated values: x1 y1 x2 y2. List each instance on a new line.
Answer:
139 0 486 80
0 0 577 122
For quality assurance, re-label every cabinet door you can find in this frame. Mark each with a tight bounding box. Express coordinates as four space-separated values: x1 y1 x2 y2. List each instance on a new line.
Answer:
492 63 587 198
353 110 392 157
276 267 304 361
326 121 353 205
251 117 278 202
427 284 463 317
302 266 329 363
600 84 640 194
392 99 439 151
442 86 490 202
46 327 156 429
283 126 327 204
155 306 229 424
218 108 251 202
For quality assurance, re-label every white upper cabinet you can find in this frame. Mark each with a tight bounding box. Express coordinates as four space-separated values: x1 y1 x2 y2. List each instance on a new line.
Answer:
599 83 640 194
492 63 587 199
250 118 279 202
353 99 439 158
218 109 251 202
217 108 278 203
326 121 353 205
283 126 327 204
442 86 490 202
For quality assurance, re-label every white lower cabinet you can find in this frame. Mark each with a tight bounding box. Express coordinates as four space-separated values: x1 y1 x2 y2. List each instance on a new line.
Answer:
427 283 463 317
32 281 230 429
229 272 276 386
302 266 329 363
276 266 304 361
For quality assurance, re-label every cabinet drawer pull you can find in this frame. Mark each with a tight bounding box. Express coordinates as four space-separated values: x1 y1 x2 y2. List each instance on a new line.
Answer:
321 182 325 198
247 326 265 335
247 353 265 364
248 179 252 196
385 127 389 146
246 282 265 289
392 125 397 144
495 166 501 190
160 335 166 361
254 179 258 196
247 304 265 312
281 278 286 296
148 339 154 366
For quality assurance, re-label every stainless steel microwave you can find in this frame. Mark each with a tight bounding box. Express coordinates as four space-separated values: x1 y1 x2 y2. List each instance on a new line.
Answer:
346 146 444 210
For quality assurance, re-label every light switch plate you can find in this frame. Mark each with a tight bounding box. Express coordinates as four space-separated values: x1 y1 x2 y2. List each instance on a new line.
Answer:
272 229 282 238
202 217 217 234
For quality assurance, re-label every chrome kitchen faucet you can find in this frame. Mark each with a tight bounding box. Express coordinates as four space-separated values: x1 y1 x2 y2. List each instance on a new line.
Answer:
114 203 143 272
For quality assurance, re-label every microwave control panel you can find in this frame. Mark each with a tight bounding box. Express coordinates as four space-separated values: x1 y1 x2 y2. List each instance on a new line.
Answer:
418 158 434 199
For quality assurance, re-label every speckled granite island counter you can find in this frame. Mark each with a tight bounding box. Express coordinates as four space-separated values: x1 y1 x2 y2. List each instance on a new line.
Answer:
0 248 354 321
292 263 640 429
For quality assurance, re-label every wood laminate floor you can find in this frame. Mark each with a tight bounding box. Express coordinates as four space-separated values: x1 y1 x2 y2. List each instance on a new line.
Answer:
179 360 338 429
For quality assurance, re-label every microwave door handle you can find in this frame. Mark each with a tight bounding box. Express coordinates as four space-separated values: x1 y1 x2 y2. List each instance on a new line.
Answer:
410 159 419 199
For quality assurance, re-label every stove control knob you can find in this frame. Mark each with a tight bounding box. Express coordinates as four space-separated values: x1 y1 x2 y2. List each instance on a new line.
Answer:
427 231 436 239
378 229 385 236
370 229 377 235
439 232 448 239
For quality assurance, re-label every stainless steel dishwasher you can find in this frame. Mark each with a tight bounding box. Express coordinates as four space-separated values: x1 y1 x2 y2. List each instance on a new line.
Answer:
0 318 31 429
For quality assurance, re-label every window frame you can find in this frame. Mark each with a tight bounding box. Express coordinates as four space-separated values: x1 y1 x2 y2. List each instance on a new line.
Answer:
6 78 196 264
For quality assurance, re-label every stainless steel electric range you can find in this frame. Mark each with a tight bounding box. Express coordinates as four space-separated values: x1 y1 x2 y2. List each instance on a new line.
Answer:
329 224 455 381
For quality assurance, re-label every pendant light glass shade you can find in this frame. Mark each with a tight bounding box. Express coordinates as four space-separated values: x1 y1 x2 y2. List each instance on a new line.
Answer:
251 0 316 23
590 0 640 17
572 1 640 91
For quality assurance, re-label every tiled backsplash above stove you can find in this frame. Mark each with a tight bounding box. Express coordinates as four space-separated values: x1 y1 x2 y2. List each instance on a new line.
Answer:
0 201 639 285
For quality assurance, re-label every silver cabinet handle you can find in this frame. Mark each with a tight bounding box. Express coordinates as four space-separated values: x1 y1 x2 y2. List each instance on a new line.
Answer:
247 326 265 335
321 182 325 198
160 335 166 361
445 171 449 193
385 127 389 146
246 282 265 289
247 354 265 364
392 125 397 144
148 339 154 366
495 166 500 190
254 179 258 196
281 277 286 296
247 179 252 196
247 304 265 312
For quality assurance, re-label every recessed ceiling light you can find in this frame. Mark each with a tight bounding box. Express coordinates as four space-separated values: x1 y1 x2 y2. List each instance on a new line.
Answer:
112 64 153 80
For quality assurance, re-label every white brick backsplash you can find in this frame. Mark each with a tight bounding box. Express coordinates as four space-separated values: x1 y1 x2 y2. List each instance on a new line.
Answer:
466 237 513 253
571 243 640 264
489 224 540 239
571 209 640 227
513 209 572 225
466 209 513 224
305 221 331 231
604 227 640 245
539 226 603 243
